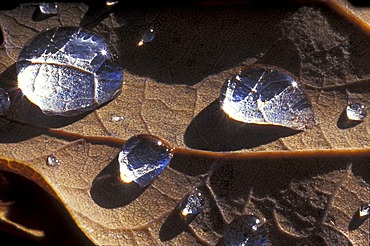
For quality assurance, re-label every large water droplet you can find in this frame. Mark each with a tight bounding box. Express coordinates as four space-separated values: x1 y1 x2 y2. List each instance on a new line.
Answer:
138 27 155 46
346 102 367 121
0 88 11 116
223 214 268 246
118 134 173 187
179 188 205 217
16 26 124 116
220 65 315 131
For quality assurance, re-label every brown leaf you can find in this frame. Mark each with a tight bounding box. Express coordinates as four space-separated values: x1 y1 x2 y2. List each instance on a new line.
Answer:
0 1 369 245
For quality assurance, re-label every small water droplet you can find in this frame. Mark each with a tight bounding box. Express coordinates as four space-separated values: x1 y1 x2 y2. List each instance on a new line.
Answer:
179 188 205 217
111 115 124 122
47 154 59 167
106 0 119 7
16 26 123 116
223 214 268 246
138 27 155 46
220 64 316 131
118 134 173 187
0 88 11 116
39 2 59 15
359 203 370 218
346 102 367 121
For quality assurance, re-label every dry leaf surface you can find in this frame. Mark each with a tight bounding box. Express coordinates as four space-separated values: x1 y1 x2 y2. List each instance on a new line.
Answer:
0 1 369 245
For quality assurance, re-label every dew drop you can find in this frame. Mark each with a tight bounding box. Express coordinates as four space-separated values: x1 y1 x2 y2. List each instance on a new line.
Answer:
220 64 316 131
39 2 59 15
47 154 59 167
359 203 370 218
346 102 367 121
16 26 124 116
0 88 11 116
111 115 124 122
223 214 268 246
179 188 205 217
138 27 155 46
106 0 119 7
118 134 173 187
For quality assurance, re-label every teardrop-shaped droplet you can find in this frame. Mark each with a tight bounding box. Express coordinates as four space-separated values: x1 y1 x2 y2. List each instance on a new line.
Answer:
179 188 205 217
39 2 59 15
118 134 173 187
359 203 370 218
220 64 316 131
346 102 367 121
138 27 155 46
16 26 124 116
0 88 11 116
46 154 59 167
223 214 268 246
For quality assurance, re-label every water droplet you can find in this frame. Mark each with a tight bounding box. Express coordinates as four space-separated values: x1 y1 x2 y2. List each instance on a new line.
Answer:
359 203 370 218
179 188 205 217
223 214 268 246
220 65 316 131
47 154 59 166
111 115 124 122
346 102 367 121
118 134 173 187
16 26 124 116
39 2 59 15
138 27 155 46
0 88 11 116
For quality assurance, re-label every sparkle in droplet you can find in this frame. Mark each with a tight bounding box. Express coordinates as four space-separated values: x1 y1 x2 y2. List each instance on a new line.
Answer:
0 88 10 116
180 188 205 217
138 27 155 46
220 64 316 131
47 154 59 167
346 102 367 121
16 26 123 116
39 2 59 15
359 203 370 218
118 134 173 187
223 214 268 246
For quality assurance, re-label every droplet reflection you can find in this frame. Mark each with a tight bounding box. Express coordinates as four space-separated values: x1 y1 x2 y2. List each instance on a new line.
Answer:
223 214 268 246
39 2 59 15
220 65 316 130
16 26 124 116
346 102 367 121
46 154 59 167
118 134 173 187
138 27 155 46
359 203 370 218
179 188 205 217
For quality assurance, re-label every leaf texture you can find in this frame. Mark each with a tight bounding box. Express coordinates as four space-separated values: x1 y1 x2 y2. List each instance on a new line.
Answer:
0 1 369 245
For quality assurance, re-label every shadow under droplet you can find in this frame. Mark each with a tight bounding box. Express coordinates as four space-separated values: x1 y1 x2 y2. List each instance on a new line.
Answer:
337 108 362 129
184 100 301 151
159 201 196 242
348 206 369 231
90 157 146 209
